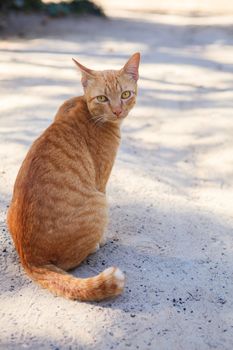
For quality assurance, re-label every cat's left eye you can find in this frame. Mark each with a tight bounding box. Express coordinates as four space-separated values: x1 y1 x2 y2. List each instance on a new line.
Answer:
121 91 131 99
97 95 108 103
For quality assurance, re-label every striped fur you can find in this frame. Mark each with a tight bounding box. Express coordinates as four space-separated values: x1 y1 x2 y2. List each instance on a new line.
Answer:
7 53 140 301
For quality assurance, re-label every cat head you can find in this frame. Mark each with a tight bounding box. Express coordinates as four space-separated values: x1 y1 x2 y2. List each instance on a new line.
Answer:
73 53 140 124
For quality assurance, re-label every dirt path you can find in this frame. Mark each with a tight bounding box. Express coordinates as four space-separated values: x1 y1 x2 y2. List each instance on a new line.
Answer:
1 3 233 350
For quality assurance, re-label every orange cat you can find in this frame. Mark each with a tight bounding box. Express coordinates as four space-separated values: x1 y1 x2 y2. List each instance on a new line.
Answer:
7 53 140 301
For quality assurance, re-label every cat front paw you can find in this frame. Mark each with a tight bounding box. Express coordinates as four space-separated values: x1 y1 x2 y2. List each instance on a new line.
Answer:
100 235 107 247
90 243 100 254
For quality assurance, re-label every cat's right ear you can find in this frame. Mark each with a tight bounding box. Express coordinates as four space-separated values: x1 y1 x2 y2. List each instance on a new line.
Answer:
72 58 95 89
122 52 140 82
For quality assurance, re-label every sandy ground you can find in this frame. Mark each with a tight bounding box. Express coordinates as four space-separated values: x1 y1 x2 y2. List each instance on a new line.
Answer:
1 2 233 349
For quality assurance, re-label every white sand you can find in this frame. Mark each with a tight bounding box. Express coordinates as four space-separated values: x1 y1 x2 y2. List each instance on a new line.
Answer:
1 2 233 349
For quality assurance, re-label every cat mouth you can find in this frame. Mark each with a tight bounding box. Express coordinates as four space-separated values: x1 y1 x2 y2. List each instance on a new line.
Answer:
111 116 125 123
112 113 126 120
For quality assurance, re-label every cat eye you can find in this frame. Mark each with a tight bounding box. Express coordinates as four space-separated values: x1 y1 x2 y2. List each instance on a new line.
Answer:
97 95 108 103
121 91 131 99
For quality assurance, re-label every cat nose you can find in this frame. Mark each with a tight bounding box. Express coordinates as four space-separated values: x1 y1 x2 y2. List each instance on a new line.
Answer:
112 107 122 117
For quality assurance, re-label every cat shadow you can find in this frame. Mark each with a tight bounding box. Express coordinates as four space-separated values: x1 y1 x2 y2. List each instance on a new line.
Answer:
72 200 233 313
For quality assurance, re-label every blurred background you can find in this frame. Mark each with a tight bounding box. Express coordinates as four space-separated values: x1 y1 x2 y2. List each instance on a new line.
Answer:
1 1 233 350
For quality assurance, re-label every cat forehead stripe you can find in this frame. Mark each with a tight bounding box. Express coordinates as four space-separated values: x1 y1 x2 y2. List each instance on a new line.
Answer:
103 74 122 95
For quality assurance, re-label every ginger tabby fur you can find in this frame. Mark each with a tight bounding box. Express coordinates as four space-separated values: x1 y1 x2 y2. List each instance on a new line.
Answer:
7 53 140 301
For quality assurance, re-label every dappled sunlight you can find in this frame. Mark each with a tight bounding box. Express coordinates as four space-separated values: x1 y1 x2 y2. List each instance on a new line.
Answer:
1 1 233 349
0 94 46 112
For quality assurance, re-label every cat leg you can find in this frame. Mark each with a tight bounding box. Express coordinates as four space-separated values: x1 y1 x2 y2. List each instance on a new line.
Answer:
55 193 108 270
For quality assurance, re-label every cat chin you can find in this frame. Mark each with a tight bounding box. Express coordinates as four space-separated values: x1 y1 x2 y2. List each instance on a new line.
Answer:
88 112 127 125
108 116 127 124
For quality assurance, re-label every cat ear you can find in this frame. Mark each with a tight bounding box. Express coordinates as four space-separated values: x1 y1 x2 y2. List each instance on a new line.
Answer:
122 52 140 81
72 58 95 89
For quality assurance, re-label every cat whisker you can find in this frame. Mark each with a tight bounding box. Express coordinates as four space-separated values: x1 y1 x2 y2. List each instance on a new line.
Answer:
90 115 103 123
92 116 106 128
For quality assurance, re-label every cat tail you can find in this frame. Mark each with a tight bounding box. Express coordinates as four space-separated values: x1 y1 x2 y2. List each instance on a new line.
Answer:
23 263 125 301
